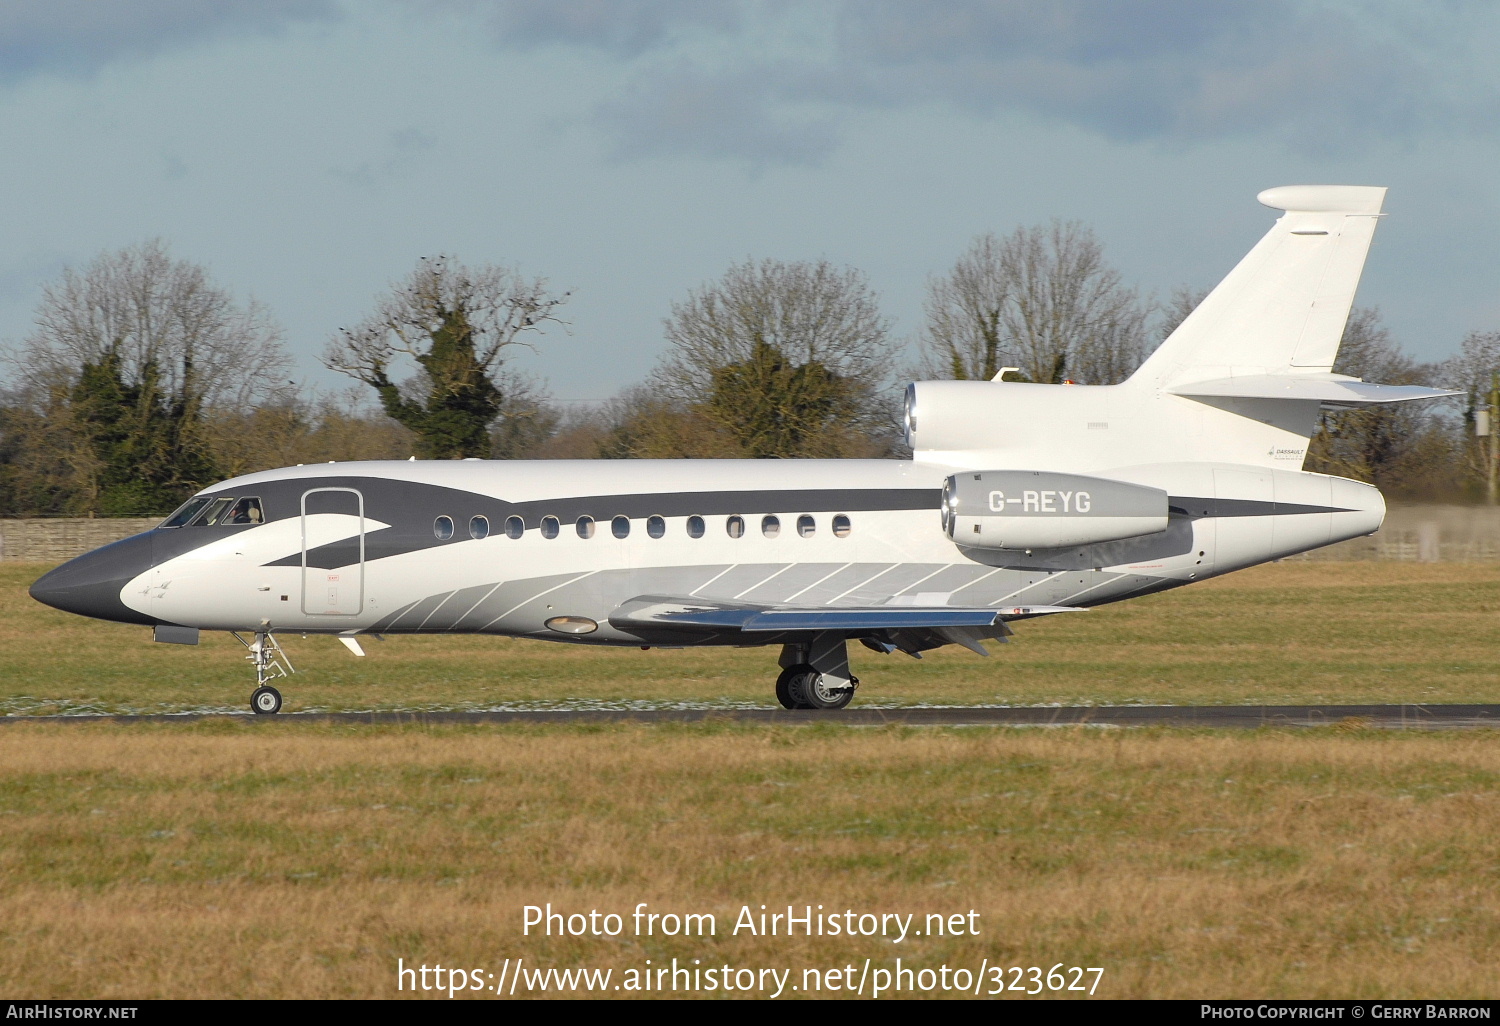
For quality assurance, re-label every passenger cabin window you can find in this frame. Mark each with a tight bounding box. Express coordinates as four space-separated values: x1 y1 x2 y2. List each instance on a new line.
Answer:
541 516 560 539
797 514 815 538
504 515 524 539
576 516 595 539
686 516 705 538
726 515 745 539
434 516 455 541
470 515 489 540
647 515 666 539
761 515 780 538
833 514 852 538
612 516 630 539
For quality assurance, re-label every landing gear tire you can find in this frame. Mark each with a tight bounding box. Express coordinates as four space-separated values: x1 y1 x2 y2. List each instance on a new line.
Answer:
775 666 804 709
251 685 282 715
779 664 855 711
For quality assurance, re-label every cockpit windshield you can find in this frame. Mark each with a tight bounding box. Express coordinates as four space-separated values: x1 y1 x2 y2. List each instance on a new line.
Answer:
159 497 212 529
194 497 235 526
158 495 265 528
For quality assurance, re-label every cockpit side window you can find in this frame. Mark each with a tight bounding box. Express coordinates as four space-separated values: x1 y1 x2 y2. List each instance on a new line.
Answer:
225 497 264 525
159 497 212 529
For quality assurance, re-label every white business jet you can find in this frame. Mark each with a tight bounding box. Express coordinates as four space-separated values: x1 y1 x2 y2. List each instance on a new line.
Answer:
30 186 1454 714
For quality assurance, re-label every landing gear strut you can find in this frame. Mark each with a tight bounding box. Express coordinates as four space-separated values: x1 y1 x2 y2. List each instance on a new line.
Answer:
776 632 857 710
232 630 295 715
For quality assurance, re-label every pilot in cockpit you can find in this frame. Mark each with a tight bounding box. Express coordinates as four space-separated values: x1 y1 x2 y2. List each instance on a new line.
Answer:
226 498 264 525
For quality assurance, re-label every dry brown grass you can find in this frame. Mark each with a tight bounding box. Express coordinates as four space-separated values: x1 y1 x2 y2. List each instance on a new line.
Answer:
1 722 1496 999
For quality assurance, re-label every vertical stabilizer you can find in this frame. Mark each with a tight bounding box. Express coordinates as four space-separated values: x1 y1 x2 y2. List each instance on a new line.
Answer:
1131 185 1386 390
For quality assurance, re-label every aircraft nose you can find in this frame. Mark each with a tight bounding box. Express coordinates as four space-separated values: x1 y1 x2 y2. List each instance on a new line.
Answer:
29 531 158 626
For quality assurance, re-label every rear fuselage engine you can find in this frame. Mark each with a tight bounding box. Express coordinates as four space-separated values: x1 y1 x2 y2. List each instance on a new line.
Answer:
941 471 1169 550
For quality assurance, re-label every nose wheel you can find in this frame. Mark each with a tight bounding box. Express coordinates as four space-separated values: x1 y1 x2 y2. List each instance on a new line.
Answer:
251 685 283 715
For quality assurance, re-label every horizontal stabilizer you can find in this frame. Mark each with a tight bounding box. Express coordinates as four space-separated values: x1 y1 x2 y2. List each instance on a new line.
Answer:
610 595 1084 634
1170 375 1459 409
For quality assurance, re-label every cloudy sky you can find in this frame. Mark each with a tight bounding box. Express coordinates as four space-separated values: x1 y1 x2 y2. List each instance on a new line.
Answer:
0 0 1497 403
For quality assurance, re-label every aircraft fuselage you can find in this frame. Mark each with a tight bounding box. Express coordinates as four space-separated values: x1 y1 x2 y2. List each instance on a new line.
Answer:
31 457 1383 647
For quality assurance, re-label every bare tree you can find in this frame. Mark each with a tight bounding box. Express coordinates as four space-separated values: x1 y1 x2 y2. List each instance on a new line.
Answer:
525 405 612 460
658 258 894 458
1436 329 1500 491
1440 330 1500 409
1305 308 1456 495
1158 284 1210 342
4 240 289 514
14 239 289 413
488 374 561 459
200 387 417 479
324 256 568 459
918 232 1009 381
918 221 1150 385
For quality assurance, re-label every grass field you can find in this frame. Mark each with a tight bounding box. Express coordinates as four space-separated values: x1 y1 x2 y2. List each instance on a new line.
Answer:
4 561 1500 713
0 724 1496 999
1 561 1497 999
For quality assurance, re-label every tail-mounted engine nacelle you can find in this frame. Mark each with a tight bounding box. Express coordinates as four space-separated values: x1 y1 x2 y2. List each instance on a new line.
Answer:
942 470 1169 550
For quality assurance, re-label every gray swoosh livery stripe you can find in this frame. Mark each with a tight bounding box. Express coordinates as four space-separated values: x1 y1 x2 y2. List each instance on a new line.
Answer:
364 561 1187 638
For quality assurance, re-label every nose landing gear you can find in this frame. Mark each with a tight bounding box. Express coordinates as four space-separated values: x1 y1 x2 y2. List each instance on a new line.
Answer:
232 630 296 715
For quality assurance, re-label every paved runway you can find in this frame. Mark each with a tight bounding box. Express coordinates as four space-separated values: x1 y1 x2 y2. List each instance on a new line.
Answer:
5 704 1499 729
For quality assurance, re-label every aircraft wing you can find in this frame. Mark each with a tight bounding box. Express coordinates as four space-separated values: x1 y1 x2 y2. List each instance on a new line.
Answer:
608 595 1083 633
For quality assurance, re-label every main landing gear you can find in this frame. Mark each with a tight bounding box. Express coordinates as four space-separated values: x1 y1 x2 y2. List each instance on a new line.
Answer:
232 630 296 715
776 664 856 710
775 633 857 711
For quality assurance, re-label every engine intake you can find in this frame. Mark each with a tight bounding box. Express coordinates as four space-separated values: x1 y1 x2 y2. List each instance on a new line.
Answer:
943 470 1169 550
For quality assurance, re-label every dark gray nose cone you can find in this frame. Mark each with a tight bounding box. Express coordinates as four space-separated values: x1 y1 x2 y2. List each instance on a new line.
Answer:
29 531 158 626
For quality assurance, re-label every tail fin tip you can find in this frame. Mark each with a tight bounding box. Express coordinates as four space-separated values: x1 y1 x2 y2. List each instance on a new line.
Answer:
1256 185 1386 215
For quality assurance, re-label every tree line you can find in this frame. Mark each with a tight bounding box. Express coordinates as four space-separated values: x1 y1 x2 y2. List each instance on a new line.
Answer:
1 229 1496 518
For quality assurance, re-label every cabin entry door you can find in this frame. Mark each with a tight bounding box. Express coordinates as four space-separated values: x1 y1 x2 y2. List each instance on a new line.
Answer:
300 487 366 616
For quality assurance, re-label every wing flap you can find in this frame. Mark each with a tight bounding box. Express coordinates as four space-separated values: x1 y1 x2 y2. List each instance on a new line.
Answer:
609 595 1083 634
